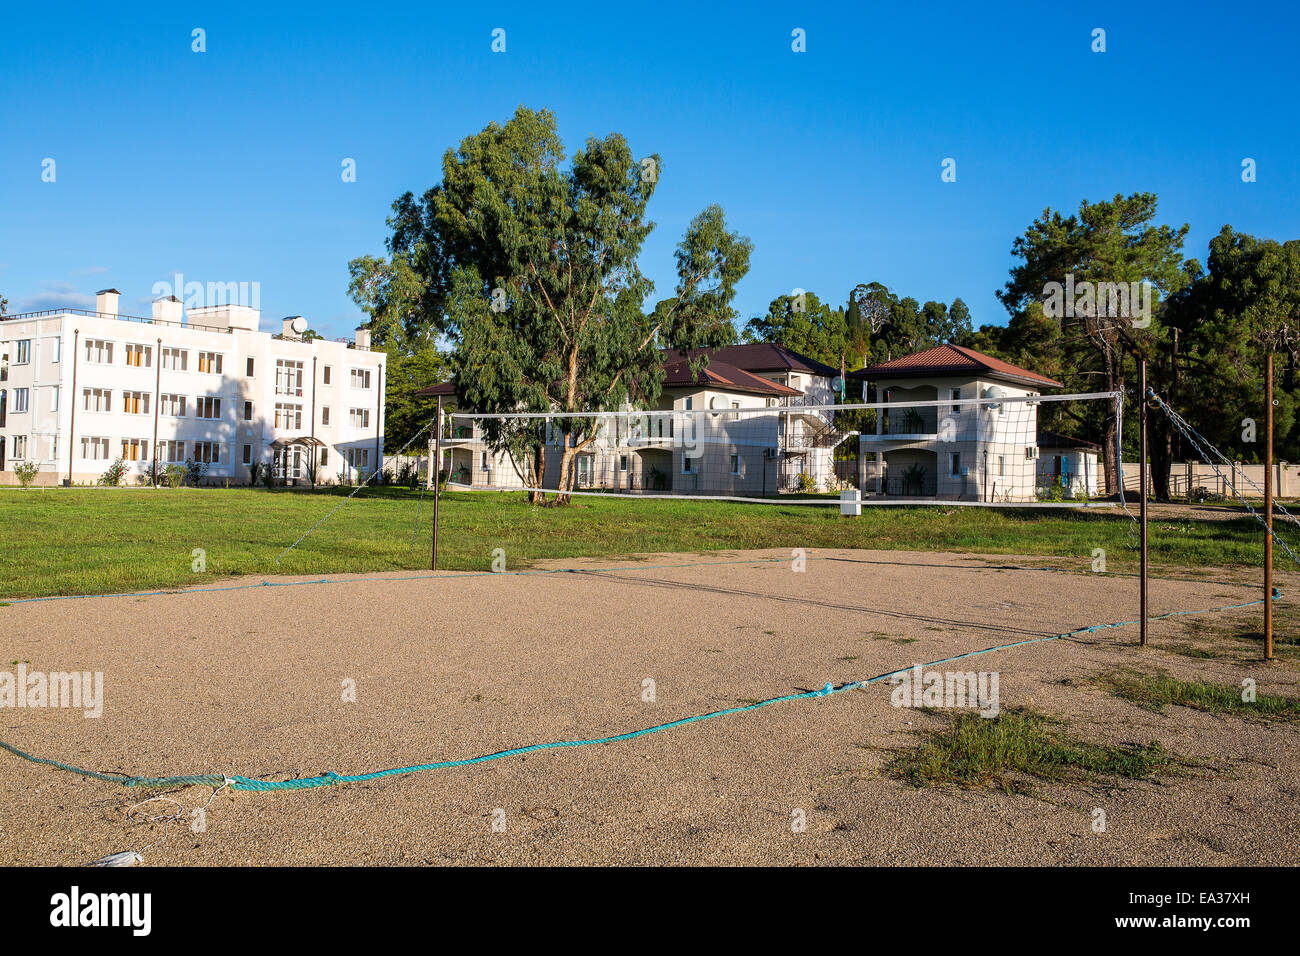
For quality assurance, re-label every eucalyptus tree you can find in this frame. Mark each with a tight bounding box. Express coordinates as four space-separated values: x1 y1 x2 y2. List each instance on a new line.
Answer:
351 107 750 502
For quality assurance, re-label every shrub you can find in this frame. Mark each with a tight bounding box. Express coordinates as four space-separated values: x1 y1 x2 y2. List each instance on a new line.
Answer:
247 461 262 486
165 464 188 488
13 461 41 489
1036 477 1067 502
185 458 207 487
98 457 127 487
900 463 927 496
262 466 277 490
796 471 816 493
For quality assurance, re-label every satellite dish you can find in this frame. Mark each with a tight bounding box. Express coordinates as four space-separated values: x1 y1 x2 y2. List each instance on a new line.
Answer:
291 316 308 335
831 376 843 392
983 385 1006 411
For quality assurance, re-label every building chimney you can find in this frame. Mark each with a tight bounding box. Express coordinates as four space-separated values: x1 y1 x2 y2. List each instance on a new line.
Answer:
355 327 371 350
96 289 120 315
152 296 183 324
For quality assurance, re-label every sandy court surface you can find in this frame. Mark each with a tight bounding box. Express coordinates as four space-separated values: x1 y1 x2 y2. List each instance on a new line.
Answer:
1 547 1297 866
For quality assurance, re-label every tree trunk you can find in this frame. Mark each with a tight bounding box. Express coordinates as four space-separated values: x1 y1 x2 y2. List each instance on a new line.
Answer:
1150 329 1179 501
555 431 575 506
527 444 547 505
1100 348 1122 497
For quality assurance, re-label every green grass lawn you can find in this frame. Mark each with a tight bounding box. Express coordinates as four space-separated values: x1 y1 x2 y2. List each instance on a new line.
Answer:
0 487 1289 598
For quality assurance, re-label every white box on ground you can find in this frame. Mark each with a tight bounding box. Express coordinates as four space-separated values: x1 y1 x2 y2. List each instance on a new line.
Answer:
840 488 861 516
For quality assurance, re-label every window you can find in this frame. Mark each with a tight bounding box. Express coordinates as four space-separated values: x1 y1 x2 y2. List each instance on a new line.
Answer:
951 388 961 413
275 359 304 396
125 344 152 368
160 394 186 417
479 450 488 470
684 397 693 411
162 347 187 371
246 357 255 377
11 436 27 458
323 366 332 385
121 438 149 461
122 390 150 415
348 448 370 469
1025 446 1038 460
196 396 222 419
275 403 303 430
321 406 330 426
997 455 1005 477
683 456 699 474
319 447 328 466
85 339 113 364
50 386 59 412
242 444 252 465
83 388 112 412
350 368 371 389
192 441 220 464
158 440 186 463
14 340 30 364
243 401 253 422
13 388 29 413
730 454 740 475
730 401 740 421
349 407 370 428
619 454 628 472
197 351 223 374
950 452 961 476
50 338 61 363
81 436 111 460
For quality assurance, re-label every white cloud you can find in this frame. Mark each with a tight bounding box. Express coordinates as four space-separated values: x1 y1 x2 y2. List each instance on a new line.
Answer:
11 280 95 313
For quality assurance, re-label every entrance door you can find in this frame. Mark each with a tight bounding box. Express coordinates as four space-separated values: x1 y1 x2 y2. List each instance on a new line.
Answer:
575 454 592 487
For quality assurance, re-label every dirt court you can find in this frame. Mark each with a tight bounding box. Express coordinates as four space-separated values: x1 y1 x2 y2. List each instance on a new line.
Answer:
1 547 1297 866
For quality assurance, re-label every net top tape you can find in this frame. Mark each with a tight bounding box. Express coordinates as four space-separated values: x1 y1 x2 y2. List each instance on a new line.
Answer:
447 391 1122 420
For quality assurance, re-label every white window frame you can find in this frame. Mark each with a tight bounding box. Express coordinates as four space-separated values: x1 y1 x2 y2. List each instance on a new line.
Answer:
125 343 152 368
85 339 113 364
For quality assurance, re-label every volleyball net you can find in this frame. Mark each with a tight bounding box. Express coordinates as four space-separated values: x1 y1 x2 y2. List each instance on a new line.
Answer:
437 390 1124 505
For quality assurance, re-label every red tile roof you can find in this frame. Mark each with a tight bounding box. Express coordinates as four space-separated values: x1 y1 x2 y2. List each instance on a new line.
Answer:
416 362 801 401
660 358 802 396
851 344 1062 388
665 343 839 378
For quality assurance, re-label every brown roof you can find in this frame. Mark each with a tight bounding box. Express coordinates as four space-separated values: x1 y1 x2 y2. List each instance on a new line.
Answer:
850 344 1062 388
661 359 802 397
414 381 456 398
1037 429 1101 451
664 343 839 378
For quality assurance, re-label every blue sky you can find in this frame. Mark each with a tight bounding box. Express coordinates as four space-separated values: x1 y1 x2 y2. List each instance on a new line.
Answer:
1 0 1296 342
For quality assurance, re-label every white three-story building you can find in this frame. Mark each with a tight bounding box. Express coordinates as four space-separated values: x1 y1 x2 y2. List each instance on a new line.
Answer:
0 289 385 486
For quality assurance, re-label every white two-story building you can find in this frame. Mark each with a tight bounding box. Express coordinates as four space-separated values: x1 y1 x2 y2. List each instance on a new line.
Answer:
849 344 1100 501
0 289 386 486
